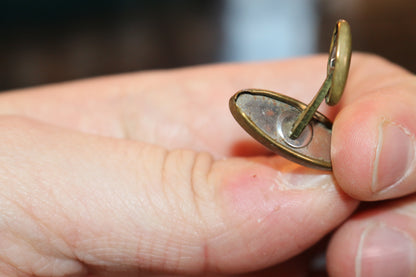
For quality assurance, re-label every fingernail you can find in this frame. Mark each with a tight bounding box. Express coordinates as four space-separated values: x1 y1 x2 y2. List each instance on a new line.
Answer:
372 122 415 193
357 225 414 277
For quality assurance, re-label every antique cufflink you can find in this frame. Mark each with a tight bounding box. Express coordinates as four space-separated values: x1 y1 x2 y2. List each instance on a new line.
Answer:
229 19 352 170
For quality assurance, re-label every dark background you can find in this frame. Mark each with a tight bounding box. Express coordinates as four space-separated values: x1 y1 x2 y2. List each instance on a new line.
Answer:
1 0 416 91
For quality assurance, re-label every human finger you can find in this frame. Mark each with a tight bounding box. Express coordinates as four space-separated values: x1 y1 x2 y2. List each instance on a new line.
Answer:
327 196 416 277
0 56 330 157
0 116 356 276
332 55 416 201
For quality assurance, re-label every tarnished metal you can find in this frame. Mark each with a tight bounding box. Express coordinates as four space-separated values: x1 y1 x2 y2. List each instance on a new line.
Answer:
229 19 352 171
230 90 332 170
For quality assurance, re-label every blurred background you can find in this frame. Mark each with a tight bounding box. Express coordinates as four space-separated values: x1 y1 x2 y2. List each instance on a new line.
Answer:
1 0 416 91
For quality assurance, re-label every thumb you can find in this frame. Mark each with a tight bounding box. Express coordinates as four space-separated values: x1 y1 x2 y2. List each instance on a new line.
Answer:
332 64 416 201
0 116 356 276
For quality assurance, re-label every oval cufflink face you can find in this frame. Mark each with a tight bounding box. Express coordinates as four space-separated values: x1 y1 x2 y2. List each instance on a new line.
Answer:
229 89 333 170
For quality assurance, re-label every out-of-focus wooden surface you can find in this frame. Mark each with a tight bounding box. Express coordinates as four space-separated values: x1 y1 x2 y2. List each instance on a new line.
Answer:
318 0 416 73
1 0 415 91
0 1 223 90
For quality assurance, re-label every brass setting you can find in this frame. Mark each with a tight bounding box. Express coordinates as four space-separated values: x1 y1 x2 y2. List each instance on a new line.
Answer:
326 20 352 106
290 19 351 139
229 19 352 170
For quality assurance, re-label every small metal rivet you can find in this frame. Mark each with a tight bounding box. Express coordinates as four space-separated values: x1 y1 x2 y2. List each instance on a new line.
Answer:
277 111 313 149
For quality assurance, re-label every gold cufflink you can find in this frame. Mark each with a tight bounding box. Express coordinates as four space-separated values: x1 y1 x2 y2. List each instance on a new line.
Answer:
229 19 352 170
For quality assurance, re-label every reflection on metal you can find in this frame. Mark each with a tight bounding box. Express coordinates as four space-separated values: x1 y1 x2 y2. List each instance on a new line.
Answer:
229 20 352 170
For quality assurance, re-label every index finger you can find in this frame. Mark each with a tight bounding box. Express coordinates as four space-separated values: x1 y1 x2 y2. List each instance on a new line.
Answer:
0 54 406 159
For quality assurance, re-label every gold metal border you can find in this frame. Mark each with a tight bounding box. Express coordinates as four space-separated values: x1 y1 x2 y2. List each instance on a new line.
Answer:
326 19 352 106
230 89 332 170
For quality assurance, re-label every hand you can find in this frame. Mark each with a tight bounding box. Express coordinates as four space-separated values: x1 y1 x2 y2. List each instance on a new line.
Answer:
0 54 413 276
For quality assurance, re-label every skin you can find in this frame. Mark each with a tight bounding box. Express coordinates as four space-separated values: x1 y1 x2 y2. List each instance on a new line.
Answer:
0 54 414 276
